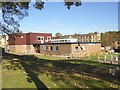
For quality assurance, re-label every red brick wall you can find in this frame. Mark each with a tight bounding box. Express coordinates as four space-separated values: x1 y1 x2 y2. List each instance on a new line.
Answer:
9 33 52 45
8 34 27 45
27 33 52 44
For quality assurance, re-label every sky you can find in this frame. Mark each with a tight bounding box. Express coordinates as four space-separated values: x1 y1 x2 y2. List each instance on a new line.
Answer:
0 2 118 36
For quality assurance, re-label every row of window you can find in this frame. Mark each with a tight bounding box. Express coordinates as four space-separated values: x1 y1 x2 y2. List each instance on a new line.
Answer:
37 36 51 41
42 46 86 52
42 46 59 51
20 36 51 41
79 36 100 39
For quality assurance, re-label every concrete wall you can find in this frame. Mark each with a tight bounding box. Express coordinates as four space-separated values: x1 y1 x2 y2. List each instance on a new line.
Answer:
40 44 71 55
40 43 101 56
71 43 101 56
9 45 35 54
9 43 101 56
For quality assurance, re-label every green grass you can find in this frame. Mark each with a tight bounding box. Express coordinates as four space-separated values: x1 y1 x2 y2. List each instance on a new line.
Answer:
35 54 62 60
2 60 36 88
2 53 120 88
86 53 119 61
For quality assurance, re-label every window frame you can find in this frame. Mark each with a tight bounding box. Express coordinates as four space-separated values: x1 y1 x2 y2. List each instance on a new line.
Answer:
37 36 44 41
45 46 48 50
50 46 53 51
55 46 59 51
47 36 51 41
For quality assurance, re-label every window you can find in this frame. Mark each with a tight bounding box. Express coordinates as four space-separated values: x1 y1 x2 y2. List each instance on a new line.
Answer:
41 45 44 49
50 46 53 51
65 40 67 42
75 46 79 50
20 36 23 38
47 37 51 40
45 46 48 50
55 46 59 51
37 36 44 41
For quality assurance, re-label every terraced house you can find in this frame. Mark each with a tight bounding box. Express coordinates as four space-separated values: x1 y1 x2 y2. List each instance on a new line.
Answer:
53 32 101 42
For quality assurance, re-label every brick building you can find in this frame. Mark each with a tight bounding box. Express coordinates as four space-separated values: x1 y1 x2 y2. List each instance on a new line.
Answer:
39 39 101 56
53 32 101 42
8 32 52 54
8 33 101 55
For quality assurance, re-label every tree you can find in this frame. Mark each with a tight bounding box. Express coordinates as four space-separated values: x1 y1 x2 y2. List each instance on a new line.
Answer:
101 31 119 48
0 0 82 35
55 32 63 37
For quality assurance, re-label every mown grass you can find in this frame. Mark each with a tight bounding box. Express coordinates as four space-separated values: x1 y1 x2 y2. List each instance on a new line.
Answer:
2 53 120 89
86 53 119 61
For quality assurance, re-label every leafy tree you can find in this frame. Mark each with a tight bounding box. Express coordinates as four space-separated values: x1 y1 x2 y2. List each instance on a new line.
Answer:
0 0 82 34
101 31 119 48
55 32 63 37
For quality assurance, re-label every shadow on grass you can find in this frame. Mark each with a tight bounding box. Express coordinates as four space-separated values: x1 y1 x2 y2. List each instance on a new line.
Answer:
2 53 48 89
2 52 120 88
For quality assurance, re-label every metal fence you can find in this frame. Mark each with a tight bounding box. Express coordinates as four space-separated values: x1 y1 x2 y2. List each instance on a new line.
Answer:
61 53 119 64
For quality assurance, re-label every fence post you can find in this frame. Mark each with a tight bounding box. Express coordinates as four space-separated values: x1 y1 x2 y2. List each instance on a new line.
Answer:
66 54 68 59
89 53 90 59
116 57 118 61
62 54 63 60
112 68 115 76
111 55 113 64
75 53 77 59
98 54 99 61
104 55 107 63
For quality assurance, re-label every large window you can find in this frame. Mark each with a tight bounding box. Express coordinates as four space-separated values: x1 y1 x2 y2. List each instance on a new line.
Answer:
45 46 48 50
55 46 59 51
50 46 53 51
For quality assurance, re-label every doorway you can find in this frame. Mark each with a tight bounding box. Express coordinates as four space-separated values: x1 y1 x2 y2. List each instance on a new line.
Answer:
33 44 40 53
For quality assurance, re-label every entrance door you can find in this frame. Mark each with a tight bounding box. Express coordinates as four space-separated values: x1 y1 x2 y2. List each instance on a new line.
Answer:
33 44 40 53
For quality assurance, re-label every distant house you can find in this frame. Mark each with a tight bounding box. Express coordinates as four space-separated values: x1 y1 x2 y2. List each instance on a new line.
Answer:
8 32 52 54
114 41 120 52
53 32 101 42
0 35 9 50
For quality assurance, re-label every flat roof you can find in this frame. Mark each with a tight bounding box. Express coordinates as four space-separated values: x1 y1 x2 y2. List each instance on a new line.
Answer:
33 42 101 45
8 32 52 35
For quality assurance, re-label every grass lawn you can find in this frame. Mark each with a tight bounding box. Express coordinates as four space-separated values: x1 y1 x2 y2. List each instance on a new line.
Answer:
2 53 120 89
